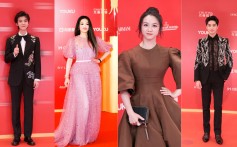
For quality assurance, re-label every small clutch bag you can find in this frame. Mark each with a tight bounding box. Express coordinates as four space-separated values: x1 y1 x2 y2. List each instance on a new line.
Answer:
132 106 149 124
129 106 150 140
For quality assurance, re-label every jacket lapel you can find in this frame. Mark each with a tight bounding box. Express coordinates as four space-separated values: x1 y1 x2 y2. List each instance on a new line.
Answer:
24 34 32 56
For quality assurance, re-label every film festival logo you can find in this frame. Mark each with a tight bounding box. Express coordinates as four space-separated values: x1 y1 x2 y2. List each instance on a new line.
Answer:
162 22 178 31
231 31 237 37
93 8 108 14
59 9 75 14
199 11 213 17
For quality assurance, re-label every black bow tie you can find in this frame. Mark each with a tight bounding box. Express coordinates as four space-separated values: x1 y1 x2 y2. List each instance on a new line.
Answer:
20 35 27 40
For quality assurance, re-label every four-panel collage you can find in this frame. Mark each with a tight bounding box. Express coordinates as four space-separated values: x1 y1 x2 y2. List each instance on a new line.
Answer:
0 0 236 147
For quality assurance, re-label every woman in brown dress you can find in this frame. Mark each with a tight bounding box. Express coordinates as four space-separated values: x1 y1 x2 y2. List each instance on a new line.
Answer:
118 7 181 147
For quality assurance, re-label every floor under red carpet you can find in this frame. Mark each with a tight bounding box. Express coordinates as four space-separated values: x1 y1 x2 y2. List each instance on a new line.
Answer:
55 111 118 147
182 110 237 147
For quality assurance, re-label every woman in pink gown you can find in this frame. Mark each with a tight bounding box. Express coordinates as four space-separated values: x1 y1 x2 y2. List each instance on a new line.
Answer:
55 16 112 147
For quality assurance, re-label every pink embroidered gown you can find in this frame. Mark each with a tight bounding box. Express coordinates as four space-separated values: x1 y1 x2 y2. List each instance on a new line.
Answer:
55 36 112 147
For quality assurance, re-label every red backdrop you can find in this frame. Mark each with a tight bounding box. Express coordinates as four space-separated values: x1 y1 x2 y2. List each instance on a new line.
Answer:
0 0 54 136
182 0 237 111
117 0 181 121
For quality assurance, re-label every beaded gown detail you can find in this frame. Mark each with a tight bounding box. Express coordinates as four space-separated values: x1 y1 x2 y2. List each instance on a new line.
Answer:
55 36 111 147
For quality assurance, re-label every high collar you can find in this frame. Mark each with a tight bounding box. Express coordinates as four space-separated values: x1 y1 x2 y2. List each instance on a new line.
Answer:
207 34 219 41
18 32 28 36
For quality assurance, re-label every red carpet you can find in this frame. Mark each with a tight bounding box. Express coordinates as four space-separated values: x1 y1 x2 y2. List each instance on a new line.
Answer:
182 110 237 146
0 137 54 147
55 111 118 147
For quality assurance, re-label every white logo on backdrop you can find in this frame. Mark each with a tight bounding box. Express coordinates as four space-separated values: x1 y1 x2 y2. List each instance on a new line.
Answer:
93 8 108 14
58 46 66 50
230 13 237 16
162 22 179 31
118 26 131 32
199 11 213 17
230 50 237 54
198 30 208 35
57 66 66 70
118 103 125 111
231 69 237 74
59 9 75 14
93 27 109 32
231 31 237 36
227 87 237 91
59 28 75 32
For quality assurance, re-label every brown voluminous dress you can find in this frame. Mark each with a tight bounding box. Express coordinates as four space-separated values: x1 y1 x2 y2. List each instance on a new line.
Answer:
118 44 181 147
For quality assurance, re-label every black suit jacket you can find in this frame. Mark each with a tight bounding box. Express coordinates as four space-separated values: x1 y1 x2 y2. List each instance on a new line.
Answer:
194 36 233 84
4 33 41 87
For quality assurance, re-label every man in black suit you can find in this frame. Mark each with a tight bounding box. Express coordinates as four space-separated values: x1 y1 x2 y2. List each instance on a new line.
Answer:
4 11 41 146
194 16 233 145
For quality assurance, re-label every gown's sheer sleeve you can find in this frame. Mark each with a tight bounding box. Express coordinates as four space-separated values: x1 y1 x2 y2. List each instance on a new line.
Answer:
96 37 112 52
118 51 135 95
63 38 76 59
169 48 181 89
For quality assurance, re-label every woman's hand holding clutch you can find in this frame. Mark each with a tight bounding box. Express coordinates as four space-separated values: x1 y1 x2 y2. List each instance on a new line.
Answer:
127 111 144 126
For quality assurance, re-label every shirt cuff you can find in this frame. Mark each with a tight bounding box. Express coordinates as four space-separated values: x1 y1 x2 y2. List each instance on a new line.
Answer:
34 79 40 82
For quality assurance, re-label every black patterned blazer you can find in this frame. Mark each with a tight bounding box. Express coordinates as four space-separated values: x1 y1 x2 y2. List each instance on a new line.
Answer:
194 35 233 84
4 33 41 87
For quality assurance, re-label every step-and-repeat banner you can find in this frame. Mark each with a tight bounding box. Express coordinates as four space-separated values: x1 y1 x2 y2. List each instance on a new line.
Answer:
118 0 181 121
0 0 54 136
182 0 237 110
55 0 118 113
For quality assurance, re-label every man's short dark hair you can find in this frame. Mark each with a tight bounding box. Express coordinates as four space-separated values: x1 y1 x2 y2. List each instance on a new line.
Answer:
205 15 219 26
14 11 30 23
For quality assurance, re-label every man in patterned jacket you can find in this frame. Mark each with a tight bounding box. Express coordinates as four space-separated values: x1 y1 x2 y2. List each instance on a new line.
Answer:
4 11 41 146
194 15 233 145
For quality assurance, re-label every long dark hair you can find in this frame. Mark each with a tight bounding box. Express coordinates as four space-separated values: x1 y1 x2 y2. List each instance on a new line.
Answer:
74 16 98 55
138 7 163 37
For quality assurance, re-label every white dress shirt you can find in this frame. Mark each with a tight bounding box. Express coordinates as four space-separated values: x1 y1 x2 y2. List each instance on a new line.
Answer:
19 32 27 55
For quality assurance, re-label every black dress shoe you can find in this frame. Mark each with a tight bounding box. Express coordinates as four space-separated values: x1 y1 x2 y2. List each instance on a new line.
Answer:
202 133 210 142
24 137 35 146
11 138 20 146
215 135 223 145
